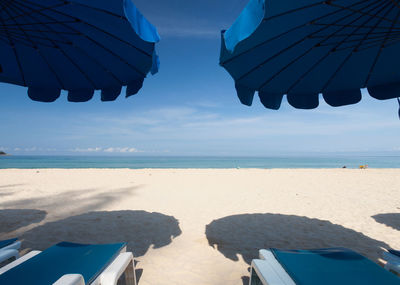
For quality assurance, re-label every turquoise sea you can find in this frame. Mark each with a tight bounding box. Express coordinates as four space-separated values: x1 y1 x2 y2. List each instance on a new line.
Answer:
0 155 399 169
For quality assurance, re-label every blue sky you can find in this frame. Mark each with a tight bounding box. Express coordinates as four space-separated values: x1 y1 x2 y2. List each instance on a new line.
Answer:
0 0 399 156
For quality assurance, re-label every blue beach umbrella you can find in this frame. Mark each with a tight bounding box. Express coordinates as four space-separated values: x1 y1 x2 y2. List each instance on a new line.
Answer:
220 0 400 111
0 0 160 102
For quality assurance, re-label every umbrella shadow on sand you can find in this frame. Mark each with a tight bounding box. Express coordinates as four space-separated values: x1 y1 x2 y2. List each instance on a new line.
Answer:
372 213 400 231
206 213 391 285
20 210 182 283
21 210 182 256
0 209 47 234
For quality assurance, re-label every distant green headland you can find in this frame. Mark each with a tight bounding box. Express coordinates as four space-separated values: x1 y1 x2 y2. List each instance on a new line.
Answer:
0 151 8 156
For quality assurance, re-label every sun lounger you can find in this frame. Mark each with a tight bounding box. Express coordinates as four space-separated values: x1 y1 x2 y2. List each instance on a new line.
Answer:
250 248 400 285
0 242 136 285
384 249 400 275
0 238 21 264
0 238 21 251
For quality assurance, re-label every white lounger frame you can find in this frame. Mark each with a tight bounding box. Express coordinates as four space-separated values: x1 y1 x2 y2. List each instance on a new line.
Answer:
251 249 400 284
249 249 296 285
383 251 400 276
0 240 21 264
0 246 136 285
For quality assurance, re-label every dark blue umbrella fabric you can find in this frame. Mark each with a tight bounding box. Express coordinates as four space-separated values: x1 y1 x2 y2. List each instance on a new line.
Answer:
0 0 160 102
220 0 400 110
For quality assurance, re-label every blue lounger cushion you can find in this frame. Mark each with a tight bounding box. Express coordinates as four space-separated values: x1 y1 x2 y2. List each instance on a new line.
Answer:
0 242 126 285
271 248 400 285
0 238 18 249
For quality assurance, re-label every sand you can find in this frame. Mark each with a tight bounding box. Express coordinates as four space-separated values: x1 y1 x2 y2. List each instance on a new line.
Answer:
0 169 399 284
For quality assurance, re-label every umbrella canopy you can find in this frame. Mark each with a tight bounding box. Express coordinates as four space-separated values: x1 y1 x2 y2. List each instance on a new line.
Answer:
0 0 160 102
220 0 400 110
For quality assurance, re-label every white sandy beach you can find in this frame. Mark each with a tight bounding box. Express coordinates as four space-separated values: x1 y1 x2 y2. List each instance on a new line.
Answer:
0 169 399 284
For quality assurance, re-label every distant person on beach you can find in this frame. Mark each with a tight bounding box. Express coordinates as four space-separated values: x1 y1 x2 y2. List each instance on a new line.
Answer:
359 165 368 169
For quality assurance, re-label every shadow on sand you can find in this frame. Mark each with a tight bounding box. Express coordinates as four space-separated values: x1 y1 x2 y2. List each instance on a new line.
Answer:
0 209 47 234
372 213 400 231
0 186 142 216
20 210 182 257
206 213 390 265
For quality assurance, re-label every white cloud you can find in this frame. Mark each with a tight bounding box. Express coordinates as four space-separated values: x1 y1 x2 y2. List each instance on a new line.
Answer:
103 147 140 153
24 147 37 152
71 147 142 154
71 147 102 153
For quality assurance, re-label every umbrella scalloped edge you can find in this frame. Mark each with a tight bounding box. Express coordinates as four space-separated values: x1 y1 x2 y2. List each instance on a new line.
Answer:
27 77 145 103
235 83 400 110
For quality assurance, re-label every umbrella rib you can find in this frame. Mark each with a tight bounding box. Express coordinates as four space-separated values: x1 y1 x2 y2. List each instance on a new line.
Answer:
11 0 149 77
69 2 130 22
364 5 400 86
317 32 400 47
320 1 395 92
285 0 392 93
326 0 399 25
221 0 376 66
16 0 153 58
9 0 101 89
0 32 57 48
2 1 68 22
309 30 400 37
23 9 124 86
80 20 152 58
234 0 384 84
0 3 26 85
257 0 390 92
262 1 327 25
358 36 400 51
311 22 400 30
330 38 400 52
0 26 80 36
2 29 76 46
8 0 127 87
2 1 65 89
0 20 78 26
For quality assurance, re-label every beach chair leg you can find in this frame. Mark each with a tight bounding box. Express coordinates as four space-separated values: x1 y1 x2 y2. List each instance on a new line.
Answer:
249 266 263 285
100 252 136 285
124 260 136 285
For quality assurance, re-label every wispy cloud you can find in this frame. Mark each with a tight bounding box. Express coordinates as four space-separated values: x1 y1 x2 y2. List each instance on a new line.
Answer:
104 147 141 153
3 147 59 153
72 147 102 153
71 147 142 154
54 103 397 155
